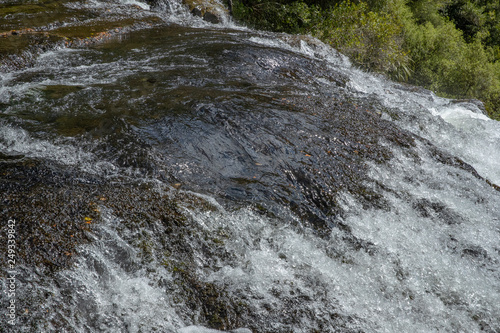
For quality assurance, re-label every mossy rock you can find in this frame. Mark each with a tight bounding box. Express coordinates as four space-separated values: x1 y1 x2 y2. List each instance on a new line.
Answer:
0 32 65 71
0 0 162 70
50 16 162 40
0 0 79 32
183 0 229 23
0 158 101 273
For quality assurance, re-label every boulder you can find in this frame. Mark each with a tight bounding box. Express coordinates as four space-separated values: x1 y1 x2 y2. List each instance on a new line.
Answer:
449 99 488 116
183 0 228 24
139 0 229 23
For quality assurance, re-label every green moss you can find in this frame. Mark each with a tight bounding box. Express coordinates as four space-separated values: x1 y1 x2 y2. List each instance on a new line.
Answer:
0 0 84 32
0 33 60 59
0 0 71 15
51 18 148 39
40 85 84 99
0 1 162 71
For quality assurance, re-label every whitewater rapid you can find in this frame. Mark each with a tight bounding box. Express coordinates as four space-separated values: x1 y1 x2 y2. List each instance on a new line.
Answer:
1 1 499 332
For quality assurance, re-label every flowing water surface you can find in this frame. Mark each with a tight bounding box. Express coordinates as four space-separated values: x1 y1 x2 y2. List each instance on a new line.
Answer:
1 1 500 332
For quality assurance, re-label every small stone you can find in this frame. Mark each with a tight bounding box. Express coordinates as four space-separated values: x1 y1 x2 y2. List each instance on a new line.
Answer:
191 7 202 17
203 11 220 24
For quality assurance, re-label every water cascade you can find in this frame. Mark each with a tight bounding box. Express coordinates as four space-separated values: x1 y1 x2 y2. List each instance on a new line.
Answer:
1 0 499 332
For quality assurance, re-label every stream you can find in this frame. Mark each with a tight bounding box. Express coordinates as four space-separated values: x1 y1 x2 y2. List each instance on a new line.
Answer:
1 0 500 332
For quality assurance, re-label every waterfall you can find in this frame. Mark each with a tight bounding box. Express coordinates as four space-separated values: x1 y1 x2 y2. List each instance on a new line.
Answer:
1 0 499 332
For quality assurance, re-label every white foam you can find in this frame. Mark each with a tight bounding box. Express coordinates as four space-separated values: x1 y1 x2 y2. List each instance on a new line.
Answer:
185 147 500 332
249 36 296 52
433 104 490 123
0 124 117 175
178 326 252 333
55 210 185 332
120 0 151 10
340 59 500 186
248 35 348 67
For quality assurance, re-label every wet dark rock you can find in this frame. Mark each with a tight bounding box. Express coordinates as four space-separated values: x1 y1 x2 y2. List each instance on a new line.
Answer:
191 7 203 17
461 246 488 260
449 99 488 116
182 0 228 24
203 11 221 24
426 141 499 190
0 159 100 273
412 198 464 225
144 0 161 6
2 20 499 333
174 269 248 330
393 82 434 96
0 0 163 72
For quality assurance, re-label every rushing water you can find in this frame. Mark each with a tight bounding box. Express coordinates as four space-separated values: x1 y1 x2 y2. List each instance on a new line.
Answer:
1 1 500 332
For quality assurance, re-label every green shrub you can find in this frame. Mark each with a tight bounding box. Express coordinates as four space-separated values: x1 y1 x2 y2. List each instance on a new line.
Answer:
232 0 320 34
314 1 410 79
402 10 500 119
403 19 463 89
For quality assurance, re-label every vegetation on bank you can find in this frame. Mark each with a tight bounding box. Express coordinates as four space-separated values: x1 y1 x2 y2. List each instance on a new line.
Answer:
231 0 500 120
